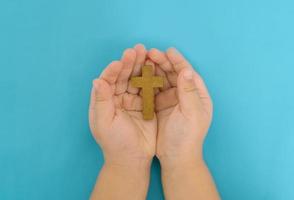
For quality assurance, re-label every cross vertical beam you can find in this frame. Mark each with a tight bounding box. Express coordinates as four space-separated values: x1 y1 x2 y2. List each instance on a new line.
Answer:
131 65 164 120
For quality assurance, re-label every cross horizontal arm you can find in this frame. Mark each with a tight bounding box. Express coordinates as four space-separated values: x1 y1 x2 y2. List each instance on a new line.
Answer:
131 77 144 88
152 77 164 87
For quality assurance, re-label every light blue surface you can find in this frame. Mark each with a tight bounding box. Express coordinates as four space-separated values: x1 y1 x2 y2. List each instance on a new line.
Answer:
1 0 294 199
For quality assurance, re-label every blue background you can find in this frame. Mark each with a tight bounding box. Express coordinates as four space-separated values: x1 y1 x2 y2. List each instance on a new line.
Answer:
1 0 294 199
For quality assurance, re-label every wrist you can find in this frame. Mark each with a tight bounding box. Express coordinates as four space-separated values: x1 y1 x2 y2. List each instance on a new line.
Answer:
103 150 153 167
93 159 152 200
160 156 207 179
104 156 153 172
102 159 152 187
158 150 204 172
160 157 204 171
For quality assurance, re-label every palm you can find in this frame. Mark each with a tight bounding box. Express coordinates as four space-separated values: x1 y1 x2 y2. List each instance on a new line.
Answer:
107 101 157 159
157 94 195 158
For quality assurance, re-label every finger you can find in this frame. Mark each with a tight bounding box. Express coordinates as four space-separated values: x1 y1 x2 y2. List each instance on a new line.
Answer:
89 87 96 132
92 79 115 125
167 47 212 108
145 59 155 73
100 61 123 92
115 48 136 94
127 44 147 94
155 87 178 111
166 47 193 74
177 68 203 117
192 72 213 114
123 93 142 111
155 65 171 91
148 48 178 87
113 92 143 111
148 48 174 72
133 44 147 76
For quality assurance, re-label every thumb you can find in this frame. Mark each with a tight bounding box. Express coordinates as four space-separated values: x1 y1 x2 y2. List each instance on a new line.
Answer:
92 78 115 125
177 68 203 116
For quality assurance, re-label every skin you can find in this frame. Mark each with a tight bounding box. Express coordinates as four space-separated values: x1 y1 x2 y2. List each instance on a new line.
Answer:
89 44 154 200
89 44 220 200
149 48 220 200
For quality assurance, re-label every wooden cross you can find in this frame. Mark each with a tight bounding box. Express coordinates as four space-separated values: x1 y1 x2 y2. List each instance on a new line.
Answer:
131 65 164 120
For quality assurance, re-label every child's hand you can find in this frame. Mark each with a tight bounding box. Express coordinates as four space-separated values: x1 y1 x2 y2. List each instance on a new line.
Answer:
149 48 219 200
89 44 157 168
149 48 213 167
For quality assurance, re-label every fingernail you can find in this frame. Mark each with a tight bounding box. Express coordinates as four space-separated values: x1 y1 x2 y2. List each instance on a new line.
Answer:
183 69 193 80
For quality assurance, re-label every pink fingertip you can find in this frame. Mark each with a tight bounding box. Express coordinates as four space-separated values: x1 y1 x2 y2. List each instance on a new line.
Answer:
167 47 180 55
92 79 100 90
148 48 161 60
134 43 146 50
122 48 136 61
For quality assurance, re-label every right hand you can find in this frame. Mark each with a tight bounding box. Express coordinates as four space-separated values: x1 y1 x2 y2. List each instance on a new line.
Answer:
89 44 157 168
